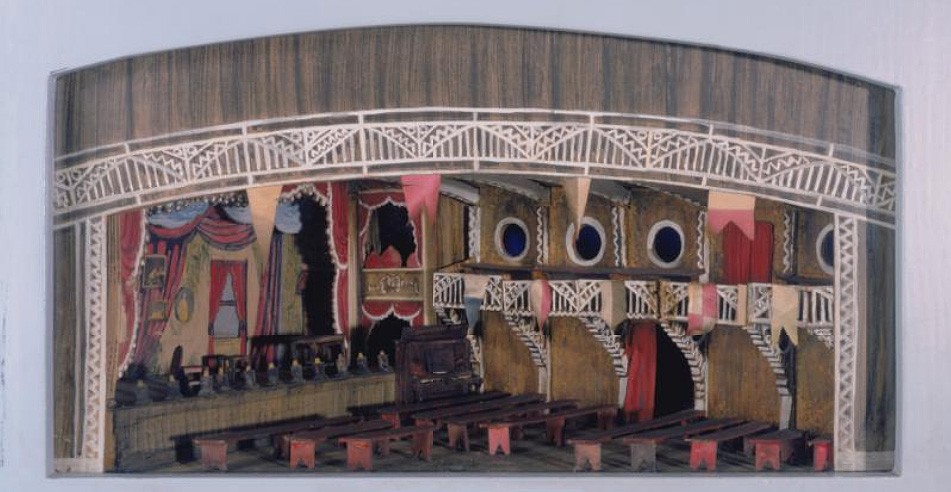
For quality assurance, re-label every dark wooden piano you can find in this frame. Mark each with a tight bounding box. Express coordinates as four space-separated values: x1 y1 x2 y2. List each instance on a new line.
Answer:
394 325 482 404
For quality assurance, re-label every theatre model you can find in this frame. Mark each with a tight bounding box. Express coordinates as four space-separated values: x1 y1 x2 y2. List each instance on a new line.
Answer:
49 25 896 475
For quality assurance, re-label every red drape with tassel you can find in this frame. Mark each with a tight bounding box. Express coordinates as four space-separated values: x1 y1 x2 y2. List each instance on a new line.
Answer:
206 260 248 355
330 182 350 338
117 209 143 370
624 322 658 423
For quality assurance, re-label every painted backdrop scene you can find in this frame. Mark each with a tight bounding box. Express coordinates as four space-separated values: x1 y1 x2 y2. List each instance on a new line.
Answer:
50 25 895 475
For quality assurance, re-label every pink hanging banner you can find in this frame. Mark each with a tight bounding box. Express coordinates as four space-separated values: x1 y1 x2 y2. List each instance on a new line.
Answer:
400 174 441 225
707 191 756 240
529 279 552 328
687 282 718 335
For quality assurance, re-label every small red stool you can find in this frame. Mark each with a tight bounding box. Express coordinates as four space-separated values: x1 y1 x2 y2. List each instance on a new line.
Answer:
809 437 833 471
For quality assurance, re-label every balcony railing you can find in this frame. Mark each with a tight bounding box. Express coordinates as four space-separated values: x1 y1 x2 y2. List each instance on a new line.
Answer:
433 272 834 330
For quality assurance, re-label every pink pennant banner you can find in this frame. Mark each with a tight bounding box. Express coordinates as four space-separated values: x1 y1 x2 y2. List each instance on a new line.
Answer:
529 279 552 328
707 191 756 239
400 174 441 225
687 283 719 335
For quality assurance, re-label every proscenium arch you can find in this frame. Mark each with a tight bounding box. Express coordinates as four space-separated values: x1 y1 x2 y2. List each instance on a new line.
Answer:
53 107 895 229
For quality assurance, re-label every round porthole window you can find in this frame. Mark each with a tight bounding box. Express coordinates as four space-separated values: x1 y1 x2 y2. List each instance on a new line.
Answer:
817 224 835 275
494 217 530 261
566 217 606 266
647 220 685 268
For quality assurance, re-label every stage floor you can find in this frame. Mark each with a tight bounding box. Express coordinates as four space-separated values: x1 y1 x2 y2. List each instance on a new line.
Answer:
125 426 820 475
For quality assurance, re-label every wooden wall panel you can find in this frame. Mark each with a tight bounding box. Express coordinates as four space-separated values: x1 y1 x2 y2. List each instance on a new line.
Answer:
478 186 539 267
862 224 896 453
54 26 894 160
436 195 468 269
796 328 834 436
707 327 780 425
481 311 538 396
53 227 78 459
548 189 613 269
626 188 702 271
796 208 835 281
549 317 618 407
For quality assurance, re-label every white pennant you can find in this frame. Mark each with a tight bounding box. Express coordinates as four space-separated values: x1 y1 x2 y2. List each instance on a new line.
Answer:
247 185 283 259
563 177 592 237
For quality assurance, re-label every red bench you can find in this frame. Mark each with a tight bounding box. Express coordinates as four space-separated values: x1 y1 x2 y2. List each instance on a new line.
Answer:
444 400 577 452
376 391 509 428
808 436 833 471
287 420 393 469
411 394 544 427
746 429 804 471
567 409 704 471
686 421 773 471
480 404 617 455
274 415 362 458
620 418 744 472
192 415 352 470
338 424 436 471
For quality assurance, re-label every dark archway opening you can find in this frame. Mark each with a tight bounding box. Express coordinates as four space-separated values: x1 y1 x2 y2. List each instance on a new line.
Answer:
365 314 411 370
653 326 695 417
295 198 336 336
366 203 417 267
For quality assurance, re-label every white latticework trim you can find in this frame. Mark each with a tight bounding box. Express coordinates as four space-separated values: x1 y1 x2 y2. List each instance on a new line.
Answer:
54 108 895 228
782 209 797 275
536 207 549 264
611 206 627 267
80 217 107 471
834 216 860 468
743 323 795 427
696 210 707 271
468 205 481 263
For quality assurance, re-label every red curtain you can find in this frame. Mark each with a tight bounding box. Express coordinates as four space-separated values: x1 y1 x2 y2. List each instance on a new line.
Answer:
117 209 143 370
207 260 248 355
253 234 283 363
624 322 658 423
750 222 774 283
330 182 350 338
361 301 424 327
722 221 773 284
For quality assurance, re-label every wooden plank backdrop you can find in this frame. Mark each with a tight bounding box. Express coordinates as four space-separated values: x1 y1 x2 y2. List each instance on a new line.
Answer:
53 25 894 160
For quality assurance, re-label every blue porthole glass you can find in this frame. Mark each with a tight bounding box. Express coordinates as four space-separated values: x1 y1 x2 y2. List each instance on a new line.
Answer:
501 222 528 258
653 226 683 264
574 224 603 262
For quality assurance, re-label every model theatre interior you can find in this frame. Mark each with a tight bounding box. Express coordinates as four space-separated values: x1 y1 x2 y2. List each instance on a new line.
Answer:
50 25 896 474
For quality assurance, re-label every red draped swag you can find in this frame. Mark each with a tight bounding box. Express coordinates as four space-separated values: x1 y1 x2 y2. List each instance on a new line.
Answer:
359 190 421 269
253 233 283 363
131 207 255 368
722 221 774 284
361 301 424 327
624 322 658 423
207 260 249 355
329 182 350 337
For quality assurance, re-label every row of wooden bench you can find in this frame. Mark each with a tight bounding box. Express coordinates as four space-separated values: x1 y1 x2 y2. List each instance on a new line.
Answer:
189 391 831 472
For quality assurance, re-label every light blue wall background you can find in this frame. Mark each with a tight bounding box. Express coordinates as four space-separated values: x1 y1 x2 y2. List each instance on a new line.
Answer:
1 0 948 490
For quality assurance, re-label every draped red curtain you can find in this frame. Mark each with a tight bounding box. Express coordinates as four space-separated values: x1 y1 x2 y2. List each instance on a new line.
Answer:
253 233 283 363
117 209 143 369
750 222 774 283
361 301 424 327
206 260 248 355
722 221 773 284
624 322 658 423
330 182 350 338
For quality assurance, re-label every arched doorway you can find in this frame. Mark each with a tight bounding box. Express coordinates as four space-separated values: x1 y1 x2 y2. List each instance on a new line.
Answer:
295 198 336 336
653 326 695 416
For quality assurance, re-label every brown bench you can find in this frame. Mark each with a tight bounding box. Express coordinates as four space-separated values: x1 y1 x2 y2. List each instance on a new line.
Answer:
376 391 509 428
411 394 544 427
686 421 773 471
746 429 804 471
620 418 744 472
808 436 833 471
567 408 704 471
480 404 617 455
444 400 577 452
192 415 350 470
274 415 362 458
287 420 393 469
338 424 436 471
